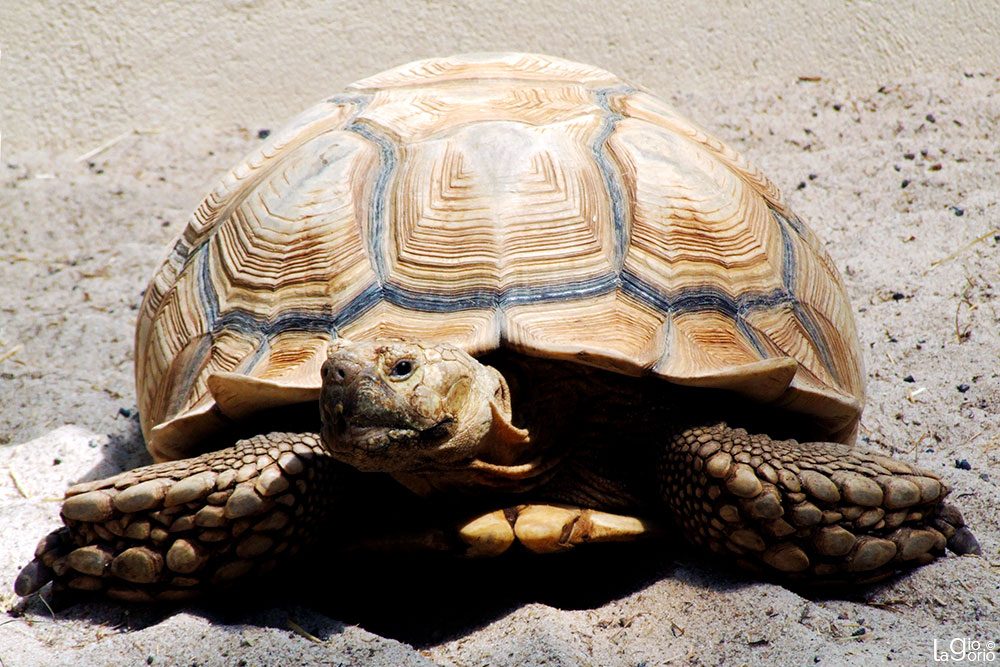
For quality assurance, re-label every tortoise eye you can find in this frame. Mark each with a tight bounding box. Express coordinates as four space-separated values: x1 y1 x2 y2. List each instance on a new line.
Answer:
388 359 415 380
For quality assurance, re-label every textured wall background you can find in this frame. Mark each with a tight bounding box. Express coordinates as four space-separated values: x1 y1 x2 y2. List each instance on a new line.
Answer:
2 0 999 155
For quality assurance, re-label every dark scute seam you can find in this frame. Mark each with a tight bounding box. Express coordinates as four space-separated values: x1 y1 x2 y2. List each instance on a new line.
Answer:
768 206 842 386
591 85 635 272
345 120 398 285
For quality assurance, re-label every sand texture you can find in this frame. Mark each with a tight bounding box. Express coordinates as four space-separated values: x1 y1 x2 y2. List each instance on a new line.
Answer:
1 71 998 666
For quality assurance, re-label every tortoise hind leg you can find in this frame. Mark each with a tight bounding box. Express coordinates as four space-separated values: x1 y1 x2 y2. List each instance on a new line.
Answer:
15 432 345 601
657 423 980 583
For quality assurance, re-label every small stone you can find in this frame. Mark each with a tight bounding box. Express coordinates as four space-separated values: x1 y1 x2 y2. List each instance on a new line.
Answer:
62 491 114 521
726 464 763 498
729 529 766 551
150 527 169 543
166 539 208 574
705 452 733 479
111 547 163 583
833 472 883 507
822 510 843 524
847 537 897 571
799 470 841 503
255 465 289 497
236 534 275 559
814 525 857 556
67 546 113 576
762 543 810 572
114 479 169 513
880 477 921 509
225 485 265 519
164 472 218 507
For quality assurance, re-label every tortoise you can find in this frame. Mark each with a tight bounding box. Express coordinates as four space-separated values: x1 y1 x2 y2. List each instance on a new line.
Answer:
16 52 979 602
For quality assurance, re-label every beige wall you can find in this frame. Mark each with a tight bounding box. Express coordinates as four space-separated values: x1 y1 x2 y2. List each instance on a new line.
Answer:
3 0 998 155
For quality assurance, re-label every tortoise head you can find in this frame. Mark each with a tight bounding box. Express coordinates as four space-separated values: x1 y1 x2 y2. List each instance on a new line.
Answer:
320 340 529 473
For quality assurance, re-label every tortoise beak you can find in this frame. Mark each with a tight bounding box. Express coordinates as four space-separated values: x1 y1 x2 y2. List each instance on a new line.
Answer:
320 356 442 458
342 371 427 430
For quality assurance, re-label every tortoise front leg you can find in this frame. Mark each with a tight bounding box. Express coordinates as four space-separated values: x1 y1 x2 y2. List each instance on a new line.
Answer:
16 432 345 602
657 423 980 583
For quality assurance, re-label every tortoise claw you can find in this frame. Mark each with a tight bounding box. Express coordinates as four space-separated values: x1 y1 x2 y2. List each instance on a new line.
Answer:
15 558 55 597
948 526 982 556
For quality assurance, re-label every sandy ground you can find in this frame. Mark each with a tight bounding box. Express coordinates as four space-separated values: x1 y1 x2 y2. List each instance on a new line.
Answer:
1 70 998 666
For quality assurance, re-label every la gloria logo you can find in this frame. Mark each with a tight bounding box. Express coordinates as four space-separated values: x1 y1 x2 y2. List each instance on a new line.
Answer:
934 638 997 662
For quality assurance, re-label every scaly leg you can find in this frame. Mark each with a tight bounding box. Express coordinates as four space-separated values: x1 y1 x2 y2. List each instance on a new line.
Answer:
658 423 980 583
16 432 346 602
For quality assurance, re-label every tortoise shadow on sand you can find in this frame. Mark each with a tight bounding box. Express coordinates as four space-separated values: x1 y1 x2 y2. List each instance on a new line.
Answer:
18 536 905 649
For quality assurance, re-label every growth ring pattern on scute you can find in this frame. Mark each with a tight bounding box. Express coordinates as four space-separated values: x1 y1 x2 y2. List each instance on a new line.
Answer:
135 52 864 462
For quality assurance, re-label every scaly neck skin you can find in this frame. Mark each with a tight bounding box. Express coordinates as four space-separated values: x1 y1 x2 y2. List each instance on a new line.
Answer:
389 358 562 496
387 355 621 498
385 356 711 507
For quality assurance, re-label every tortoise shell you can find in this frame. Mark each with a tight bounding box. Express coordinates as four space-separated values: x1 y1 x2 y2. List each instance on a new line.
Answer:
136 52 864 462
